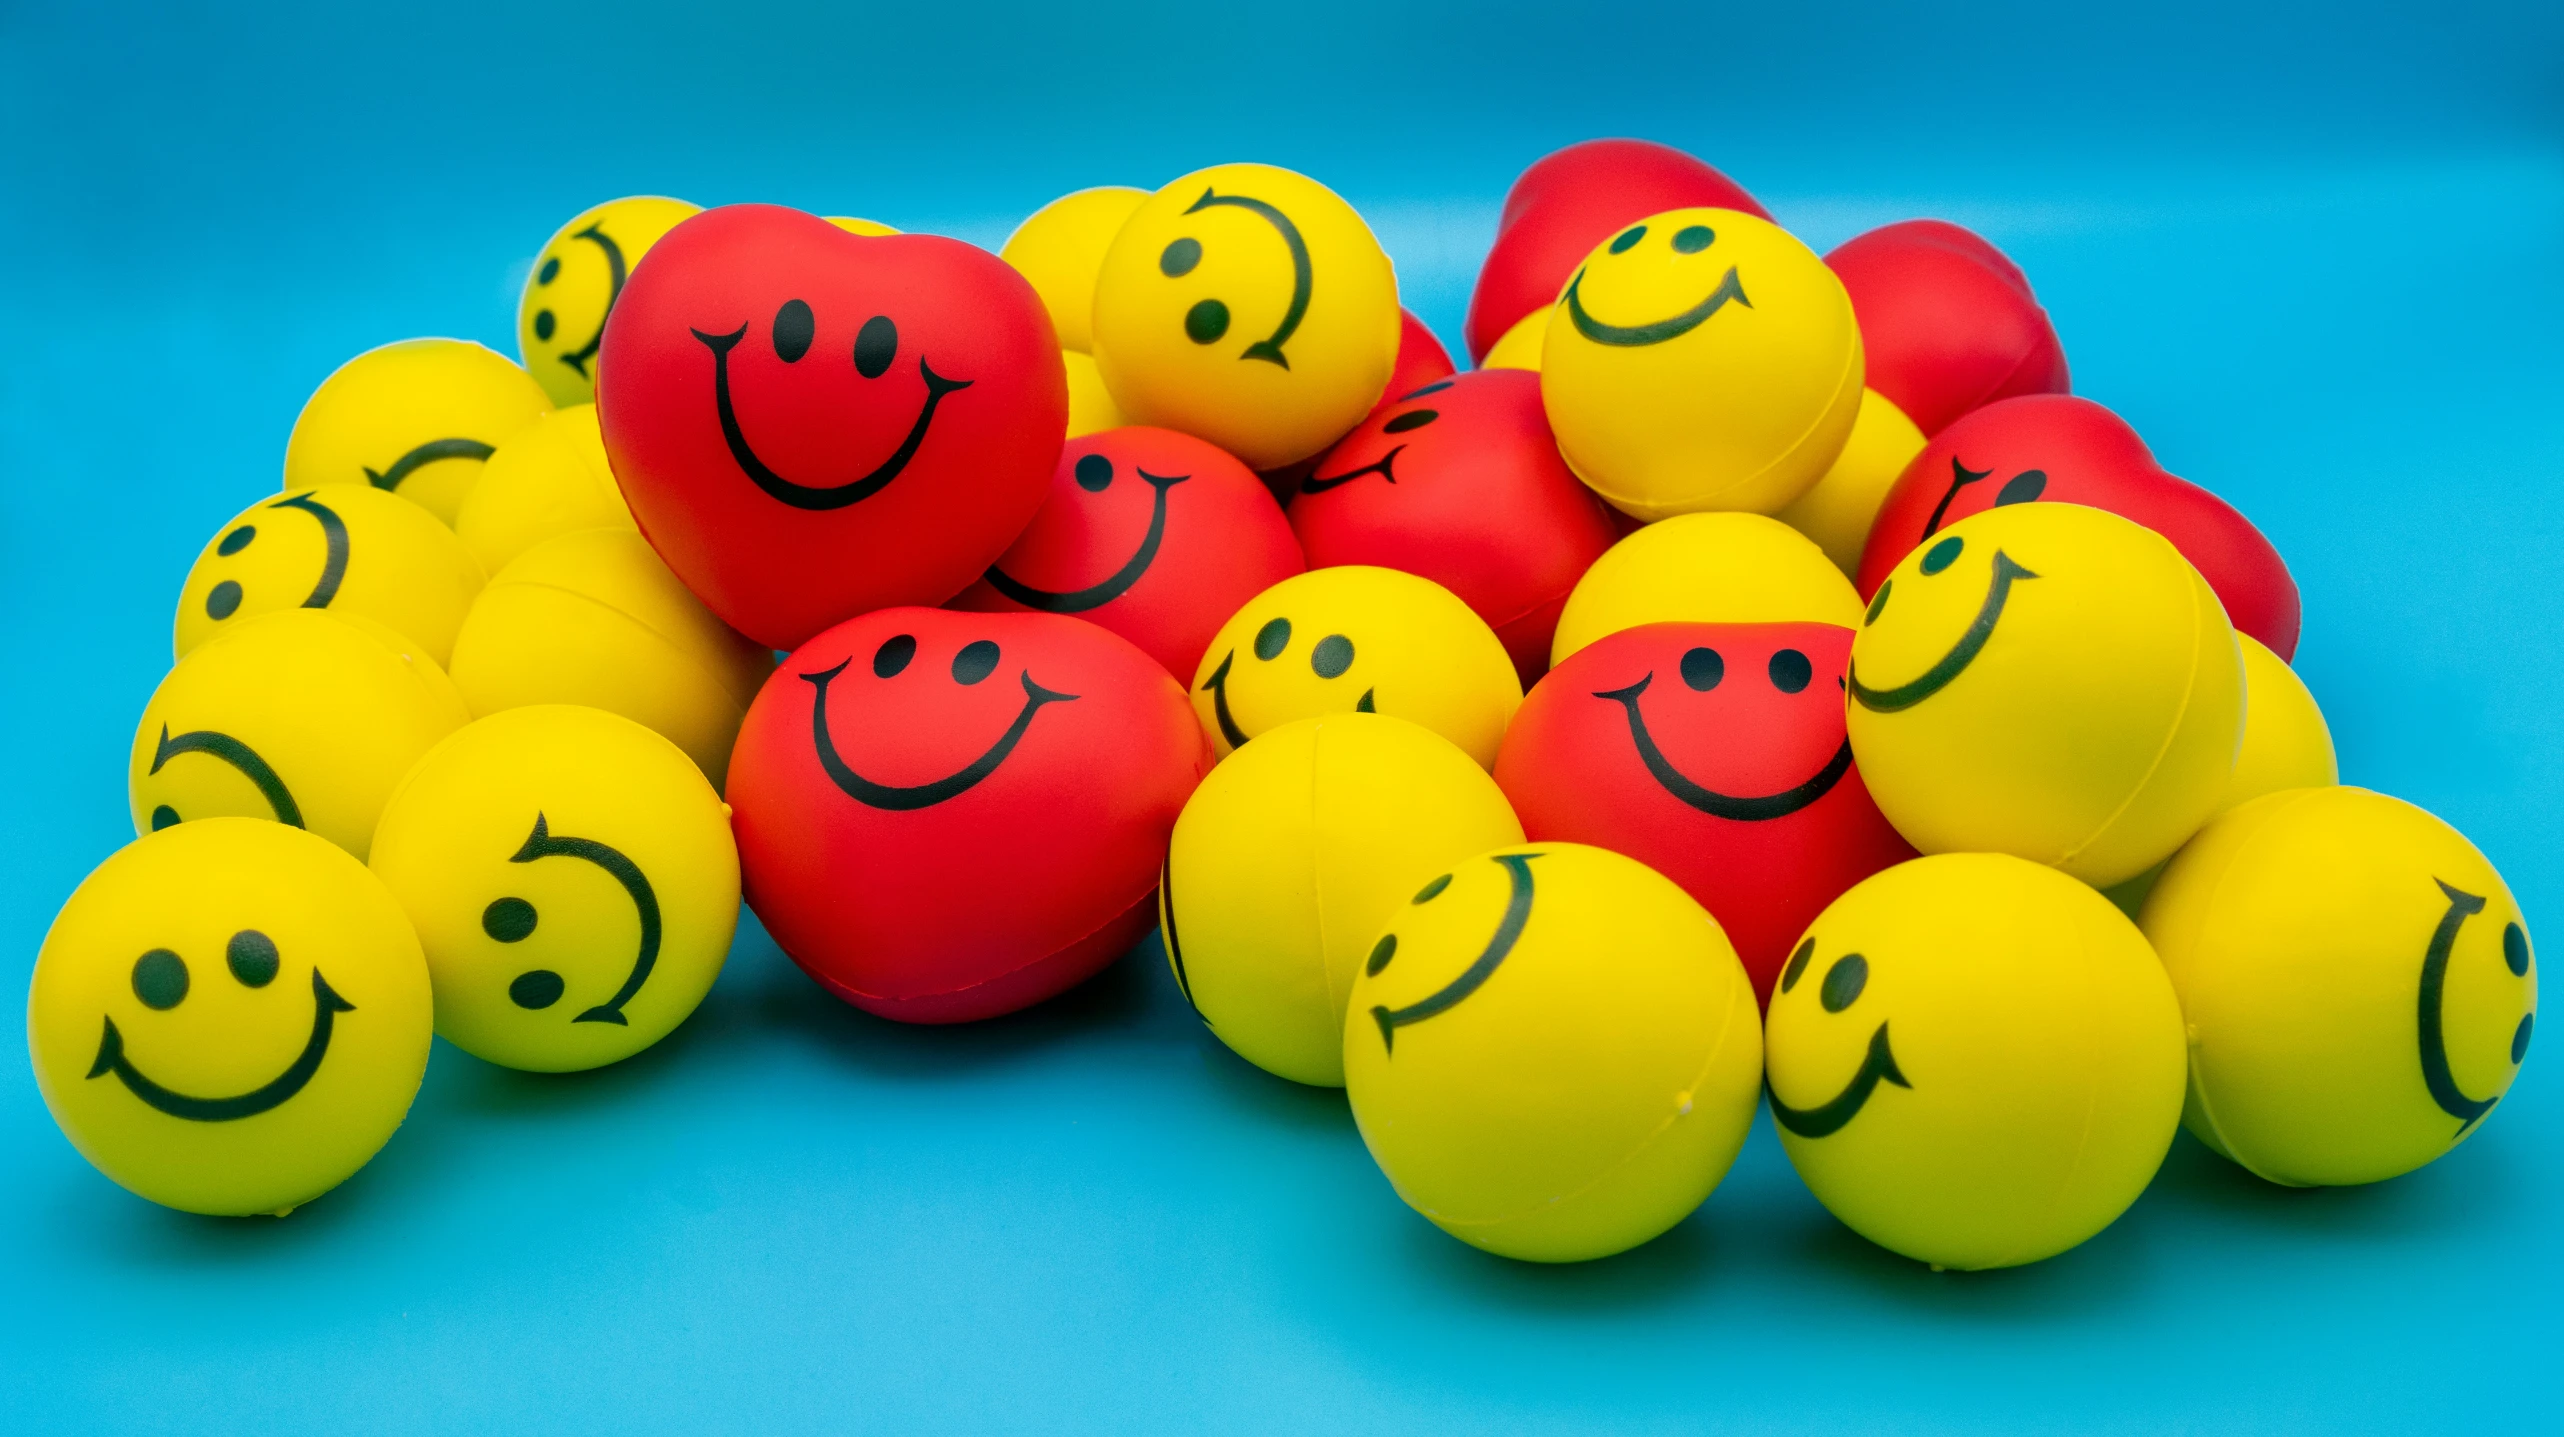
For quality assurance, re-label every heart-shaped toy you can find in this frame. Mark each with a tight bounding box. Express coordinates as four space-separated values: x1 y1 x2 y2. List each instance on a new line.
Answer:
1825 220 2070 438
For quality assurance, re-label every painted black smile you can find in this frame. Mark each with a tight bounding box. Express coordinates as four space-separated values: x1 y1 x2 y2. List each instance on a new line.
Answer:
1592 673 1853 820
88 967 352 1122
983 470 1188 612
691 324 972 511
1562 265 1750 347
366 438 495 493
1848 552 2039 713
1198 651 1252 748
1160 855 1208 1026
1370 852 1539 1052
269 492 349 609
508 813 662 1026
1300 444 1403 495
149 725 302 828
1922 458 1992 540
802 660 1077 810
1185 188 1311 368
1768 1022 1909 1138
556 224 627 379
2418 879 2520 1131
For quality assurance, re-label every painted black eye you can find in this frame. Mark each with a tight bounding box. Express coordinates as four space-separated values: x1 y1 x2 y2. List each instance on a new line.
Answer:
2515 1014 2534 1064
1865 581 1893 626
1074 454 1113 492
1311 634 1355 678
150 805 179 830
1160 237 1203 277
1920 537 1964 576
226 929 278 988
1768 648 1812 693
217 525 256 557
1253 617 1291 660
854 315 898 378
1680 647 1724 691
1382 409 1438 434
952 640 1000 685
1672 225 1715 253
1779 938 1815 994
874 634 917 677
484 897 538 943
772 299 815 362
2504 922 2530 976
537 257 561 286
1413 874 1452 903
1186 299 1230 345
1820 953 1869 1012
533 310 556 341
131 949 188 1010
205 580 243 620
1609 225 1648 254
510 970 565 1009
1365 934 1398 975
1996 470 2048 505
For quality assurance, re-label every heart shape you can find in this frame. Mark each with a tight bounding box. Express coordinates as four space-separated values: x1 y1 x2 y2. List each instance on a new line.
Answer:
1825 219 2071 437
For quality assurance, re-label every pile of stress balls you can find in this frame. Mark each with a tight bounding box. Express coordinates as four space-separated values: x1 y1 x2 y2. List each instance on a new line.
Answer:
28 141 2536 1273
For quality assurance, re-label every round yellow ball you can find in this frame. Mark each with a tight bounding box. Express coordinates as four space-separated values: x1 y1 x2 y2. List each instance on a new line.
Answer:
175 483 485 666
1479 309 1548 372
518 196 702 406
453 403 635 576
1061 349 1127 438
1550 512 1863 667
1773 388 1929 577
1002 185 1151 353
284 338 554 526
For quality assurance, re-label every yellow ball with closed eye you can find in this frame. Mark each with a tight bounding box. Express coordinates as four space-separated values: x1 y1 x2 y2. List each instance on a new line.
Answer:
1342 841 1762 1262
1002 185 1151 353
284 339 554 526
452 404 635 577
175 483 485 666
518 196 703 406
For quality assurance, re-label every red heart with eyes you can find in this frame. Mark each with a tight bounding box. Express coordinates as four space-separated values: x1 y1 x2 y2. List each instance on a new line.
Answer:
1854 394 2301 658
1824 219 2070 438
597 204 1066 650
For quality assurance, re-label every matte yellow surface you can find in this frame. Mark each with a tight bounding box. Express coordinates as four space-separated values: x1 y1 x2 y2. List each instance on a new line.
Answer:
1774 387 1929 576
1541 207 1864 518
370 705 739 1073
1846 502 2243 887
454 404 635 576
28 819 432 1216
175 483 485 666
824 216 900 236
446 530 773 790
1550 512 1863 666
285 339 553 526
1480 308 1547 372
516 196 702 406
130 610 471 859
1061 350 1128 438
1343 842 1761 1262
1768 853 2186 1270
1161 714 1523 1086
1093 164 1400 470
1002 185 1150 354
2141 786 2535 1187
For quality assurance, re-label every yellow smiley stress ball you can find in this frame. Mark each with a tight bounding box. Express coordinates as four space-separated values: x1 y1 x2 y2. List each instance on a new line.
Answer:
1342 842 1761 1262
1845 502 2243 888
517 196 703 406
2140 786 2534 1187
1091 163 1400 470
1550 512 1863 667
174 484 485 667
1002 185 1151 353
1767 852 2186 1271
452 403 636 576
1191 566 1521 769
446 529 773 788
283 339 554 527
369 705 739 1073
1161 713 1523 1087
132 610 472 859
1541 207 1864 520
29 818 432 1216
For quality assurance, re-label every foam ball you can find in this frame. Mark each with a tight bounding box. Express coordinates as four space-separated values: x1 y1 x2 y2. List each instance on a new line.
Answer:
1772 387 1929 576
1497 622 1914 1003
1846 503 2243 887
951 426 1304 680
1092 164 1399 470
284 339 553 526
1823 219 2069 437
1343 841 1761 1262
1767 853 2185 1270
1541 208 1863 518
1550 513 1861 667
447 529 772 789
1480 309 1547 371
1162 713 1523 1086
369 705 738 1073
1190 566 1521 769
454 403 635 576
1385 308 1457 400
1000 185 1151 353
1062 350 1127 437
728 607 1208 1023
130 610 471 859
176 483 484 666
28 818 432 1216
1289 369 1618 682
517 196 702 407
2141 787 2534 1186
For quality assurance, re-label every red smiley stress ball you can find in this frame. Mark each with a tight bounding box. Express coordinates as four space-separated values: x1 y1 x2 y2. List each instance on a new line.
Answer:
1290 369 1619 684
1494 621 1915 1004
1824 219 2071 438
728 607 1209 1023
1854 393 2302 658
597 204 1068 649
950 426 1306 681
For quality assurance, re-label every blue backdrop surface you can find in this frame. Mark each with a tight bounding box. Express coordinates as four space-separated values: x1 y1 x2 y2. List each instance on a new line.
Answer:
2 3 2560 1432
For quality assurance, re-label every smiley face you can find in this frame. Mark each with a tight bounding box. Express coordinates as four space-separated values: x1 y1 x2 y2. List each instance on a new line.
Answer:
1189 566 1521 769
1092 164 1401 471
283 339 555 527
1540 206 1863 519
174 484 485 666
518 196 703 407
30 818 433 1215
691 296 972 511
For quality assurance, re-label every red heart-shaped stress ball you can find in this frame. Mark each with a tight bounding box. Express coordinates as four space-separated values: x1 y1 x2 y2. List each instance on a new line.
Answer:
597 205 1067 649
728 607 1210 1023
1824 220 2070 438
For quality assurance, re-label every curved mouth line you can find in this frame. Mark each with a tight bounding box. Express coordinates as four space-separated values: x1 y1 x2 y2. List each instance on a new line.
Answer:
982 470 1190 612
1370 853 1540 1053
511 813 662 1026
1768 1021 1908 1138
150 725 302 828
801 661 1078 810
365 437 495 492
1562 265 1750 347
691 325 974 511
1185 188 1310 369
1592 673 1853 820
555 223 627 379
1160 855 1209 1027
88 968 353 1122
267 492 349 610
2419 878 2501 1130
1921 457 1993 540
1847 551 2039 713
1300 444 1403 495
1198 650 1251 748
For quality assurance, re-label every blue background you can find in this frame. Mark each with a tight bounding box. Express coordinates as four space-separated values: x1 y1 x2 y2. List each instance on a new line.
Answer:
4 2 2560 1430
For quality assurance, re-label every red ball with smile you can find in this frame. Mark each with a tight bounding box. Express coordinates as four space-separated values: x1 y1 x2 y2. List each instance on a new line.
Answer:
597 204 1067 649
728 607 1209 1023
950 426 1305 681
1494 621 1915 1004
1289 369 1619 683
